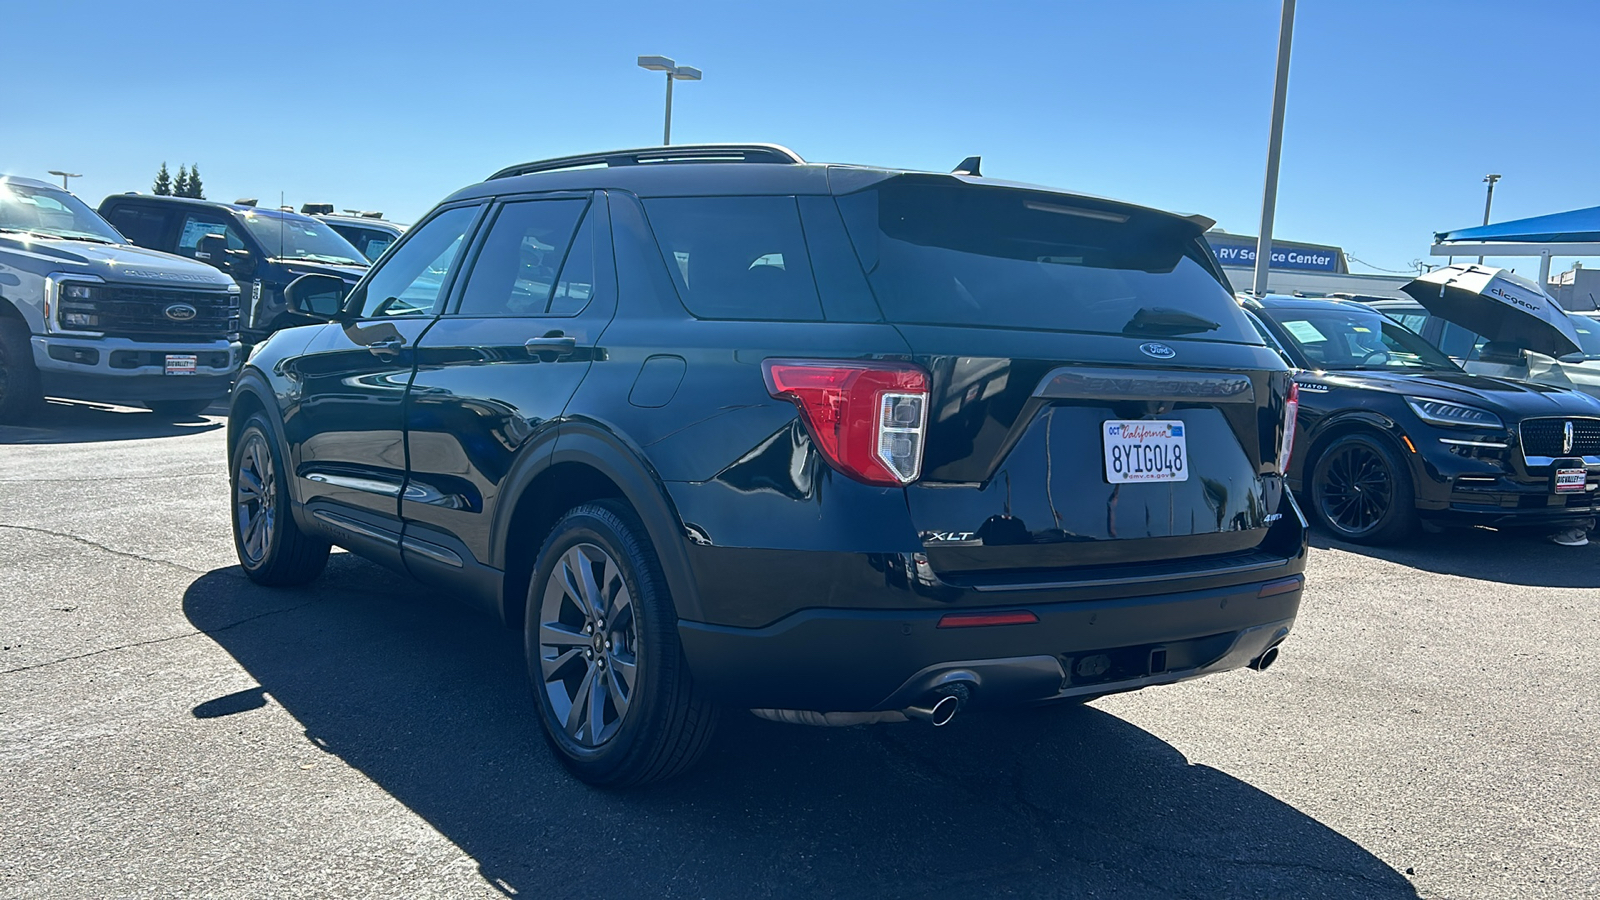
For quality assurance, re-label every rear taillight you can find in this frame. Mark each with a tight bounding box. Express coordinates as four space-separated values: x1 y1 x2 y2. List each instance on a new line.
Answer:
1279 380 1299 472
762 359 929 486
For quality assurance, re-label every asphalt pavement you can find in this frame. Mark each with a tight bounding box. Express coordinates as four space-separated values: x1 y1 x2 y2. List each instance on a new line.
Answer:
2 399 1597 899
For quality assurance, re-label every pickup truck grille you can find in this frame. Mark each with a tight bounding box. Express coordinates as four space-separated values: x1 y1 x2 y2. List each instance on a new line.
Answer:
1519 417 1600 461
68 286 238 341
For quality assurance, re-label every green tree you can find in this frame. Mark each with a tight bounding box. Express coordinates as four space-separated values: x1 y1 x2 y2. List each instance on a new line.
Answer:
152 162 171 195
185 164 205 199
174 165 191 198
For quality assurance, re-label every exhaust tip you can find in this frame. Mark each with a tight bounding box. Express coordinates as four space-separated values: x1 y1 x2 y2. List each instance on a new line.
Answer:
927 694 960 727
903 684 970 726
1250 644 1281 672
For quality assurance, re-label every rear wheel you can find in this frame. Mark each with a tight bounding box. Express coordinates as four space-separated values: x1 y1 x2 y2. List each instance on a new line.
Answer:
231 414 330 585
1310 433 1418 545
526 500 718 786
145 398 215 418
0 318 42 424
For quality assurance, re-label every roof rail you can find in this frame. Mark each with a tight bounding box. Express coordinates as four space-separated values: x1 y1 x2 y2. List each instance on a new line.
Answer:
489 143 805 180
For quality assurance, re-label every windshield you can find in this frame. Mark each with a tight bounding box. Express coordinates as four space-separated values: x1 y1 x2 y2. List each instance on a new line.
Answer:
1261 307 1460 372
1562 315 1600 360
0 180 123 243
238 212 366 266
835 179 1258 342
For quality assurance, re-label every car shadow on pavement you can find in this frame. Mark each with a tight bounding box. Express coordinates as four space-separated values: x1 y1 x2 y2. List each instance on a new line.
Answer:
1309 526 1600 588
184 556 1419 899
0 398 223 445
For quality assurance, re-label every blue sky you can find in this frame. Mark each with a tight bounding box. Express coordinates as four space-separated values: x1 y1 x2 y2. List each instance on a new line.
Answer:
5 0 1596 277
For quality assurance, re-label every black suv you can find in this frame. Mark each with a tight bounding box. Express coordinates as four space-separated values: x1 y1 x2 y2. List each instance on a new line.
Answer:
228 144 1307 785
98 194 368 342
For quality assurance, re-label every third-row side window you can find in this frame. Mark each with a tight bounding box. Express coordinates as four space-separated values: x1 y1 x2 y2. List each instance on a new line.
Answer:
643 196 824 322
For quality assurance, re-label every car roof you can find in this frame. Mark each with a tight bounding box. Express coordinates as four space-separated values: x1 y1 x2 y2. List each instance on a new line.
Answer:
442 143 1216 231
0 175 61 191
104 193 317 222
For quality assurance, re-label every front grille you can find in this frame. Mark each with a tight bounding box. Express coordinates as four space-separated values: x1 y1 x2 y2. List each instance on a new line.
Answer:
71 286 238 341
1519 417 1600 461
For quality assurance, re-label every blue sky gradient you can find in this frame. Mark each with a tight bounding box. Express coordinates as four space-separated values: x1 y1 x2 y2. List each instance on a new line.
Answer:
5 0 1596 276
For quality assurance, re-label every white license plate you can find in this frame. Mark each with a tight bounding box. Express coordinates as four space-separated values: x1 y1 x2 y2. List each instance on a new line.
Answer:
164 354 198 376
1103 420 1188 484
1555 467 1586 494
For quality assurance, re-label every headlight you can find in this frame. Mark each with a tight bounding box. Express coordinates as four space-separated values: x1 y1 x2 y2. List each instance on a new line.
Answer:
57 282 103 330
1405 397 1504 429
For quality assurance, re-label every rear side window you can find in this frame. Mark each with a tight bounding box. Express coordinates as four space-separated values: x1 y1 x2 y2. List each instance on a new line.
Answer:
835 180 1257 342
105 206 175 250
457 199 586 316
643 196 823 321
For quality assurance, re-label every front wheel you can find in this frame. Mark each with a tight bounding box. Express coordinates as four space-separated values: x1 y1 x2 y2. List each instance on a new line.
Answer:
0 318 42 424
230 413 330 585
526 500 719 786
1310 433 1419 545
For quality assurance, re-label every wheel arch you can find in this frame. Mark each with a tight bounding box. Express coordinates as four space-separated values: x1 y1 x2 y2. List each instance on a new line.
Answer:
493 419 699 631
1300 411 1418 489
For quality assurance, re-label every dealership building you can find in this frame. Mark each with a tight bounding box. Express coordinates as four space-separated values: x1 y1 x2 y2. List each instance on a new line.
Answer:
1204 230 1411 299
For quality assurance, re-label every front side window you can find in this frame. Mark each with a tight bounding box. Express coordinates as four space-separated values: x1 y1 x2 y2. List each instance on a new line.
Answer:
352 205 480 318
177 214 246 257
643 196 824 321
456 199 587 317
1262 307 1458 372
0 180 124 244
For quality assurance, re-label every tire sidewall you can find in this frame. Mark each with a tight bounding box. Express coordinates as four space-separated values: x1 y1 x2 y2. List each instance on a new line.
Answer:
230 415 286 576
1311 433 1415 543
525 503 669 781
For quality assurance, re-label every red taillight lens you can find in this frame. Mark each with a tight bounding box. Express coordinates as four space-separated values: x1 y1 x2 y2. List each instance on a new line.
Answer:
763 359 930 486
1279 380 1299 473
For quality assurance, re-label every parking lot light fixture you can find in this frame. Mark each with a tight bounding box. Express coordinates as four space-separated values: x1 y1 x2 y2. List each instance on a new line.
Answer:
638 55 702 145
48 170 82 190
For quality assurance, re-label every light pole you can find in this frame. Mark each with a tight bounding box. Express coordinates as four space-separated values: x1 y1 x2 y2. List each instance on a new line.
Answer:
47 170 82 191
637 55 702 145
1251 0 1296 298
1478 173 1501 264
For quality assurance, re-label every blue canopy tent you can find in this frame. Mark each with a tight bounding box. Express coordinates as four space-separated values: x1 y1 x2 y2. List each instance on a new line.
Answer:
1432 206 1600 286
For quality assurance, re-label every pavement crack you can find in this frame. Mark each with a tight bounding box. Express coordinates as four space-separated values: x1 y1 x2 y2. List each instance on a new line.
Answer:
0 523 209 574
0 595 326 677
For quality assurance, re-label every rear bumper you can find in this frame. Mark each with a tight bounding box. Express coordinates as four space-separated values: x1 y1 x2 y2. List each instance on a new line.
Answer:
677 574 1302 712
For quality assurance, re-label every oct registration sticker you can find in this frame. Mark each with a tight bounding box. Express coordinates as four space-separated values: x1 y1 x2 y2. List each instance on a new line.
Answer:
1103 420 1188 484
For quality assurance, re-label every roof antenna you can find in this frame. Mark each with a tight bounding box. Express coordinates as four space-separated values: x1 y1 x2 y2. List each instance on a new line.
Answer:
952 156 982 176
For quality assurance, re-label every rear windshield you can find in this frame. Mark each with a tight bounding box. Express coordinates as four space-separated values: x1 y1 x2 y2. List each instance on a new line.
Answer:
835 179 1256 342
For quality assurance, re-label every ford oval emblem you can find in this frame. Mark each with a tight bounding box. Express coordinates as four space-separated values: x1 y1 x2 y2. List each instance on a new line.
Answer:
163 303 198 322
1139 341 1177 360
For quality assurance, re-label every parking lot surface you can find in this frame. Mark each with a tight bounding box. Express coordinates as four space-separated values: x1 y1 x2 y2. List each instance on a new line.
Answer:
3 400 1598 899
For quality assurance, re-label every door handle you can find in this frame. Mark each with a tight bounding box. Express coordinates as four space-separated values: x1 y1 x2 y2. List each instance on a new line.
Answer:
366 337 405 355
525 335 578 356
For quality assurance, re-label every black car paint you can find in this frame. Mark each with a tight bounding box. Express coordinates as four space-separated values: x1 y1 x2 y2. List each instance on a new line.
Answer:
231 159 1308 713
1254 297 1600 528
97 194 366 341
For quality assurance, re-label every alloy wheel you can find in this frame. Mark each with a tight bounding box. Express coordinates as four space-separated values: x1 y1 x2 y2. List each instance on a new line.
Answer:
537 543 639 748
234 431 277 565
1318 443 1394 535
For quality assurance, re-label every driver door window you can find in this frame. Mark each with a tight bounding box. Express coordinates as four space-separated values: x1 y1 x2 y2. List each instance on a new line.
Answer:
351 205 481 318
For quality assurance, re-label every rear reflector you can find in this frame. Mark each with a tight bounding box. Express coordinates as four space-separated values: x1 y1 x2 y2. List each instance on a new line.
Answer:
936 610 1039 629
1258 577 1303 598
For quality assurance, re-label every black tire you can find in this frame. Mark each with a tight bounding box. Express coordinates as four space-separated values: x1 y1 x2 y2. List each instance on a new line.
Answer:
1310 433 1419 545
525 500 719 786
145 398 215 418
230 413 330 585
0 317 42 424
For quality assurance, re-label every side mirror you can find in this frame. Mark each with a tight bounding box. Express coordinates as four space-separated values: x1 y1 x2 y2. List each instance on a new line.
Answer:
225 248 258 279
196 233 229 268
284 273 350 320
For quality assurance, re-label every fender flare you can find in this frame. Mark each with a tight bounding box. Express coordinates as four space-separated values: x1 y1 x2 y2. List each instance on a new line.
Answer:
490 418 702 622
1300 409 1421 485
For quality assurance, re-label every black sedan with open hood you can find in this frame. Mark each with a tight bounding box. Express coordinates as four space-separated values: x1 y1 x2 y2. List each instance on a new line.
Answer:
1246 296 1600 544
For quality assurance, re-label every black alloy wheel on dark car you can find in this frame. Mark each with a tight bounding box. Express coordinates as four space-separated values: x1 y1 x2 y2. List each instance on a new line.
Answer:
526 501 718 786
231 414 331 586
1310 434 1418 545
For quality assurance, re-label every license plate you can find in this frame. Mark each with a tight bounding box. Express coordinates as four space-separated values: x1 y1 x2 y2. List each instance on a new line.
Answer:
1103 420 1188 484
1555 467 1586 494
164 354 197 376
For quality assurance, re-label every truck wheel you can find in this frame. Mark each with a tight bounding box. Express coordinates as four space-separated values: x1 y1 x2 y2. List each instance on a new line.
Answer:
0 318 42 424
145 399 216 419
1310 433 1419 545
526 500 719 786
231 413 330 585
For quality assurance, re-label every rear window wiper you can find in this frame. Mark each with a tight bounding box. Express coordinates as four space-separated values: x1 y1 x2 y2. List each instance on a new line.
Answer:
1122 306 1220 336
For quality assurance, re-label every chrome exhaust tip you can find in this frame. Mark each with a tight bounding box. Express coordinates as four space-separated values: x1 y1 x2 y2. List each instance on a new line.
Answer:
903 693 961 727
1249 643 1282 672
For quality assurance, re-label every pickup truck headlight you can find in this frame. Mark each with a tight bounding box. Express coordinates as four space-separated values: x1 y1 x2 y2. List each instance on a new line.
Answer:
1405 397 1504 429
58 282 104 329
